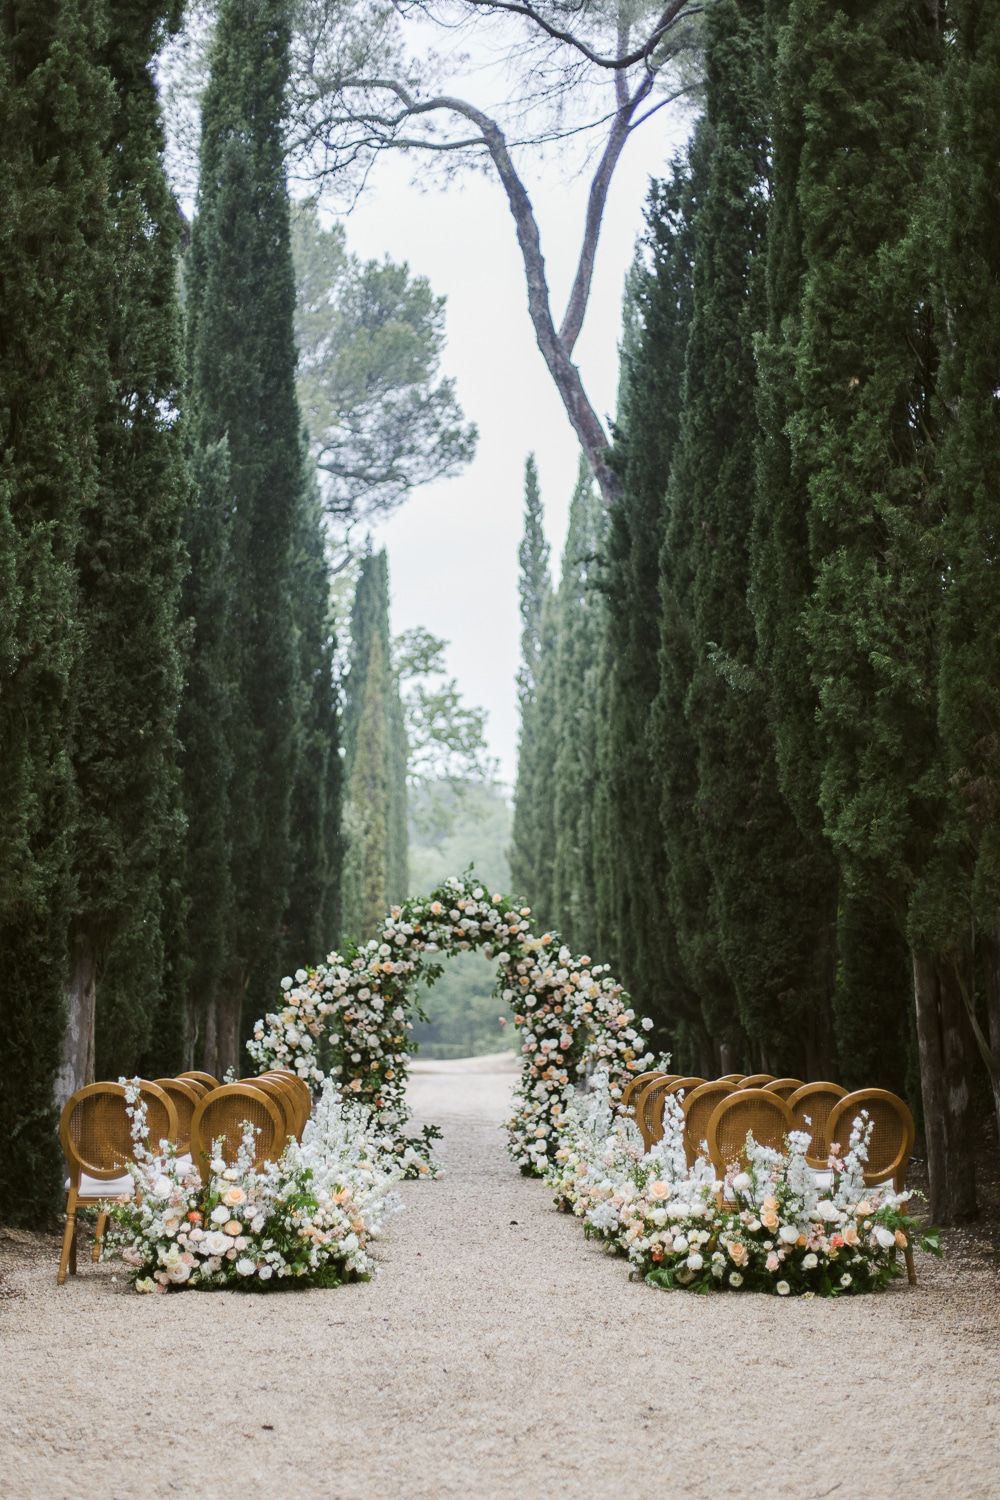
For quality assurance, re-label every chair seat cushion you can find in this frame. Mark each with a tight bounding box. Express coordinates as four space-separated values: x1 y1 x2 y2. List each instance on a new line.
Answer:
68 1173 134 1199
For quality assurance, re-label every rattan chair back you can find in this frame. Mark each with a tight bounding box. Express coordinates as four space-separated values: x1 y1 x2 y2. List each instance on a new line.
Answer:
827 1089 915 1189
764 1077 804 1101
632 1075 677 1147
190 1083 285 1177
787 1082 848 1167
264 1070 313 1136
739 1073 776 1088
620 1070 665 1113
178 1070 220 1090
639 1075 705 1150
717 1074 744 1084
682 1081 740 1166
152 1078 200 1152
244 1075 298 1142
60 1081 178 1181
706 1088 794 1176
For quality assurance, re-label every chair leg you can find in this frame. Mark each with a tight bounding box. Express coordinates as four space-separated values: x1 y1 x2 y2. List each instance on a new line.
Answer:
92 1209 108 1262
69 1215 78 1275
57 1190 78 1286
904 1243 917 1286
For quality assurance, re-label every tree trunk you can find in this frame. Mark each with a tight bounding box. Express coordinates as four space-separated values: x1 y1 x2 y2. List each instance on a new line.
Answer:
200 994 219 1078
55 936 97 1112
913 950 978 1222
980 927 1000 1142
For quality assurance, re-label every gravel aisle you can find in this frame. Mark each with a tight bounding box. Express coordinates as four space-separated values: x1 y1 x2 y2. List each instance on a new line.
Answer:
2 1064 998 1500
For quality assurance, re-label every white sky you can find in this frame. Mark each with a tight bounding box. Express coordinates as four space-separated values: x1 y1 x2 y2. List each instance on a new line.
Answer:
343 116 689 787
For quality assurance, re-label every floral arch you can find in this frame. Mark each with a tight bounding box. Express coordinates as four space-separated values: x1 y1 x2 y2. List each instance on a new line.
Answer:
248 875 657 1177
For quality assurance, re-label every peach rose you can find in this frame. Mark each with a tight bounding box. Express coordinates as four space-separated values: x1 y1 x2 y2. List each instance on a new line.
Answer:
728 1241 748 1266
224 1219 242 1237
760 1210 779 1231
222 1185 246 1207
895 1229 908 1249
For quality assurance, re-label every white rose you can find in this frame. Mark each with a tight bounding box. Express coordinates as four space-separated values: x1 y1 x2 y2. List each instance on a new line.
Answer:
235 1257 255 1277
801 1253 818 1269
815 1200 841 1223
779 1225 799 1245
205 1231 230 1255
840 1273 853 1287
259 1265 273 1280
875 1226 896 1251
166 1261 191 1284
672 1235 689 1254
686 1252 704 1271
280 976 293 990
732 1173 752 1194
210 1205 229 1224
151 1175 172 1200
295 968 307 983
775 1280 791 1296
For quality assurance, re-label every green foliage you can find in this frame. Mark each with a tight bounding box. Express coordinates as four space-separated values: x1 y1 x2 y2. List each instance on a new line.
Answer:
291 199 476 523
510 455 553 913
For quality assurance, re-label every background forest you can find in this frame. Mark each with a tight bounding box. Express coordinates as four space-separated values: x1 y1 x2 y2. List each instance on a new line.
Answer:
2 0 998 1232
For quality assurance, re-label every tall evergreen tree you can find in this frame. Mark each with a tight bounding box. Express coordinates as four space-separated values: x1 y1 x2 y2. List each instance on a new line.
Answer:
0 0 111 1219
605 164 696 1045
791 0 975 1217
551 460 607 953
185 0 304 1065
341 549 407 939
510 455 552 907
81 0 189 1085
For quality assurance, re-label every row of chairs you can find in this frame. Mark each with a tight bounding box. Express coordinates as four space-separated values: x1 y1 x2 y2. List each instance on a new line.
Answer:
620 1069 917 1283
57 1069 312 1284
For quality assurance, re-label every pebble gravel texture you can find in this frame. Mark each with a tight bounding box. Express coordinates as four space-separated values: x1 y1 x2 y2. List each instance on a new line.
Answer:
2 1059 998 1500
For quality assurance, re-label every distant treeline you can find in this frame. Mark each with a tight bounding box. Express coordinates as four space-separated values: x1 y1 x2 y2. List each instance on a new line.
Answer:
511 0 1000 1224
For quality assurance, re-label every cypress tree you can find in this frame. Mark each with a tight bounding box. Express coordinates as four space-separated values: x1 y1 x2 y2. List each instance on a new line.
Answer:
185 0 304 1063
510 455 553 908
81 0 189 1084
341 550 407 939
0 0 110 1218
791 0 975 1217
528 589 560 932
605 163 696 1042
551 460 607 952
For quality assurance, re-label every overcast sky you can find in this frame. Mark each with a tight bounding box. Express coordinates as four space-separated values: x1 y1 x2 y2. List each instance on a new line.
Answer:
343 114 690 788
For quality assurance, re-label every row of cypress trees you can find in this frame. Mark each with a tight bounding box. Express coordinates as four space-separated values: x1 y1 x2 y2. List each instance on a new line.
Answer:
0 0 341 1222
512 0 999 1222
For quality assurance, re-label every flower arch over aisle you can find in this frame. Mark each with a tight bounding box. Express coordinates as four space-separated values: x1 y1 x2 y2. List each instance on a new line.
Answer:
248 875 658 1177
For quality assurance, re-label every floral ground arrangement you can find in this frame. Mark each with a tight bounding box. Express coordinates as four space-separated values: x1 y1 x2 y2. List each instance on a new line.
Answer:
248 874 659 1178
546 1077 941 1297
107 1082 401 1292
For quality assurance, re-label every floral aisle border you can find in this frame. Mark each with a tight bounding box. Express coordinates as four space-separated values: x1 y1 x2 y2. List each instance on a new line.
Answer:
247 875 658 1177
546 1076 942 1296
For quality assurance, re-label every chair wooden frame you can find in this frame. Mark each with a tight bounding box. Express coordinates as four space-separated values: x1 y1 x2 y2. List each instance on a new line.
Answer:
681 1081 741 1167
787 1082 848 1169
764 1077 804 1101
706 1088 794 1178
190 1083 285 1179
619 1070 665 1114
263 1071 313 1137
58 1081 178 1285
739 1073 776 1088
178 1070 220 1090
827 1088 917 1284
637 1076 704 1151
152 1077 201 1153
243 1075 298 1144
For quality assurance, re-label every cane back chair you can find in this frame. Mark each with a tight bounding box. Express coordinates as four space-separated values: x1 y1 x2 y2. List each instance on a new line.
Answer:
620 1070 665 1115
178 1070 220 1090
739 1073 776 1088
706 1088 794 1178
827 1088 917 1284
638 1076 704 1151
264 1070 313 1137
682 1081 741 1167
764 1078 804 1102
189 1083 285 1180
787 1082 848 1168
58 1080 178 1285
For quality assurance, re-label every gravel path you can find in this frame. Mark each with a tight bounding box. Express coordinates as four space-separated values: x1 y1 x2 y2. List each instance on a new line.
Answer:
3 1064 998 1500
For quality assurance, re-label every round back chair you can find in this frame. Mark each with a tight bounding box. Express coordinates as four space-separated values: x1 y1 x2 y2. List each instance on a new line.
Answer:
739 1073 775 1088
178 1070 220 1090
57 1080 178 1285
827 1089 915 1190
764 1077 804 1102
244 1075 297 1143
717 1074 744 1084
190 1083 285 1179
152 1078 201 1153
620 1070 665 1114
632 1074 678 1148
266 1070 313 1136
787 1082 848 1167
638 1075 704 1150
706 1088 794 1177
682 1080 741 1166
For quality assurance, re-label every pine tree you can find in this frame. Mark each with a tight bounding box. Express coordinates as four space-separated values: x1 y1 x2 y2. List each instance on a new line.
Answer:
0 0 111 1219
80 0 189 1084
551 460 607 952
791 0 974 1217
510 455 552 907
185 0 304 1064
605 164 696 1044
341 550 407 939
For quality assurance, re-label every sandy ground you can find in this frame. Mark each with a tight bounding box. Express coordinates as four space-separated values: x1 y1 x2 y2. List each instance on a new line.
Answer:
2 1065 999 1500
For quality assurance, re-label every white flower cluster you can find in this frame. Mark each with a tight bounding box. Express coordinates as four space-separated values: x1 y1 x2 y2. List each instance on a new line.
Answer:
107 1081 401 1293
246 875 658 1177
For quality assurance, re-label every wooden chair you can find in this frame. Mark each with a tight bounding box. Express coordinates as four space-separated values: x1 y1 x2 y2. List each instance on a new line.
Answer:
827 1088 918 1284
152 1078 201 1153
265 1070 313 1137
787 1081 848 1168
638 1076 704 1150
682 1080 741 1166
764 1077 804 1101
178 1070 220 1090
717 1073 744 1084
619 1070 665 1114
58 1081 178 1285
739 1073 776 1088
243 1076 297 1145
706 1088 794 1178
189 1083 285 1180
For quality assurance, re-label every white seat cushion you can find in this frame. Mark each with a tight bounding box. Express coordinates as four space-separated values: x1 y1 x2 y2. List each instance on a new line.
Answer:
67 1173 134 1199
810 1169 834 1190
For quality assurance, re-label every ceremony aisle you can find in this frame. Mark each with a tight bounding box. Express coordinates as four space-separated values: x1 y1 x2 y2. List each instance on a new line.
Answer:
2 1062 998 1500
